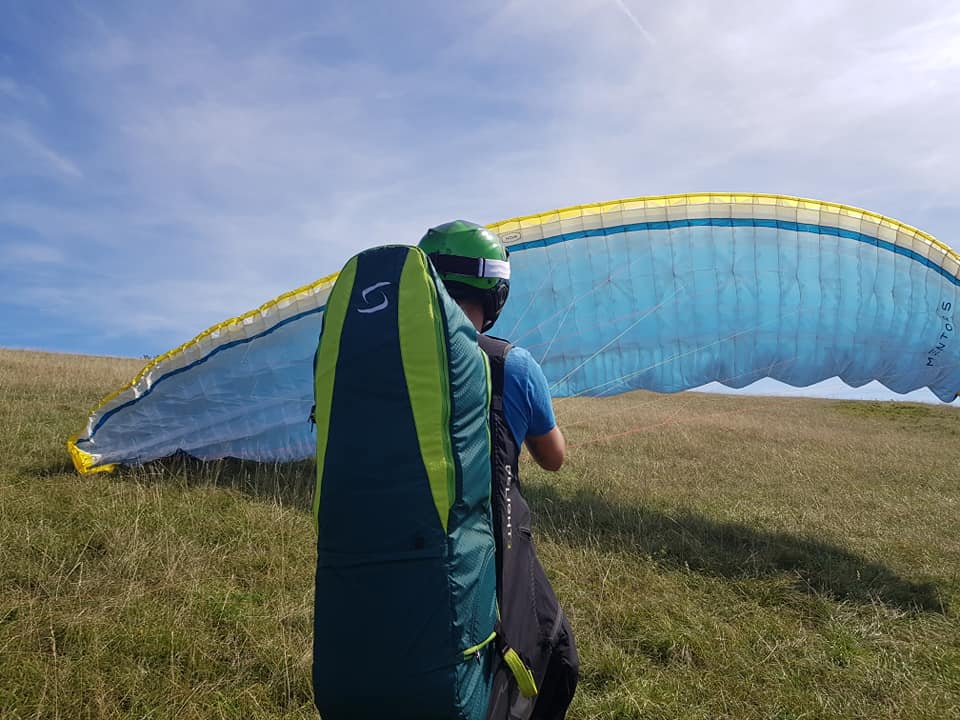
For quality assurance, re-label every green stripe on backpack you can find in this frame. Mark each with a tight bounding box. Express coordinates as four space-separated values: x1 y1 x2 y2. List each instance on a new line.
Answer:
312 245 498 720
397 252 456 530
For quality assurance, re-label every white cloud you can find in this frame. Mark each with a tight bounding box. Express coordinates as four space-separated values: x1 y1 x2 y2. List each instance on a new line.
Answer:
0 121 83 179
2 1 959 357
610 0 656 45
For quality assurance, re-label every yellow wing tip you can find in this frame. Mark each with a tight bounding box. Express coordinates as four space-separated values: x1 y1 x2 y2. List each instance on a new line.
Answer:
67 436 116 475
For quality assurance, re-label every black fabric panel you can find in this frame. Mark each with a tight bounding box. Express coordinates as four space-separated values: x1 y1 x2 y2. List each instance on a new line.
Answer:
479 334 579 720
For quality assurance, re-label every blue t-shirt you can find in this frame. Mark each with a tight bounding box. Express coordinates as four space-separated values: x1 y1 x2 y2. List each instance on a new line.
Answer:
502 345 557 451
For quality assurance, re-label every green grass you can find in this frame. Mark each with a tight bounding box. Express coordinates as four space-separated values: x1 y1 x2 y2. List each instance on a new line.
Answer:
1 347 958 719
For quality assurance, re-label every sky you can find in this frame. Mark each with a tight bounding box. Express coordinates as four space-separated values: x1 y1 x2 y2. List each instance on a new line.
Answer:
2 1 958 402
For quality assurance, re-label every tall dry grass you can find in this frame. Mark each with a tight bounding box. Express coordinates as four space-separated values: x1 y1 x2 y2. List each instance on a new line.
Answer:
1 348 957 718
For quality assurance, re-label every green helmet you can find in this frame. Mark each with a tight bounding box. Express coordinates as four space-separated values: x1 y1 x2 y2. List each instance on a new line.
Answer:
418 220 511 332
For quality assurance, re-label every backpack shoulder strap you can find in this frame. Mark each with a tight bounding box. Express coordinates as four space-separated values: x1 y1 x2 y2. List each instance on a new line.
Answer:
477 334 512 411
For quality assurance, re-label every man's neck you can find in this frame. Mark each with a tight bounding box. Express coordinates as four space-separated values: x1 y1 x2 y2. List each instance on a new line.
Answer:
459 302 485 332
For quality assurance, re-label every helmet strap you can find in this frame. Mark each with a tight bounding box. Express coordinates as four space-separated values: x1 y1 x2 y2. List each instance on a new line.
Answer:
427 253 511 280
481 280 510 332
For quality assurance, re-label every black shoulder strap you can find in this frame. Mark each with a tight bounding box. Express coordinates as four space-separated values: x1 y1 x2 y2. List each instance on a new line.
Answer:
476 333 516 604
478 335 577 719
477 334 512 411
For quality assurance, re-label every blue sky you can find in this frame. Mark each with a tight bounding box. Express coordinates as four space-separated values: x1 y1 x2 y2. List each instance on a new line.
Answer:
2 1 959 402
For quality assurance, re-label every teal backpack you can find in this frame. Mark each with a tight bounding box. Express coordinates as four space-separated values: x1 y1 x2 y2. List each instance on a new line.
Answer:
311 245 498 719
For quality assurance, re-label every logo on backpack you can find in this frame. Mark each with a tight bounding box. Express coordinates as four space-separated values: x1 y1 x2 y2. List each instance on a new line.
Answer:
356 281 392 314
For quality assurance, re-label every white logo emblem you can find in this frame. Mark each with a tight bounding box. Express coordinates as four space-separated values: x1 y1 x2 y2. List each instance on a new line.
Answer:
357 281 391 314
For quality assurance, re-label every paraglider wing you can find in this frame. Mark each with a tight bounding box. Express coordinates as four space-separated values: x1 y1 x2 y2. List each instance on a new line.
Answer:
68 273 337 473
69 194 959 474
491 194 960 402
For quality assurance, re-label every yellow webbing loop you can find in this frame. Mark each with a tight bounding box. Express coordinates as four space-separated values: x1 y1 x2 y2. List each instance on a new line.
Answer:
462 631 498 658
503 648 538 698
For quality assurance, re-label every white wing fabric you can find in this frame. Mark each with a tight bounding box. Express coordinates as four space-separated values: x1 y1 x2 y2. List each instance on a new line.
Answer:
70 194 960 474
69 274 336 473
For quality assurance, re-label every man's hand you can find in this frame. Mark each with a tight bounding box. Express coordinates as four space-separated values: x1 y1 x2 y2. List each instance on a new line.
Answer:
525 427 566 471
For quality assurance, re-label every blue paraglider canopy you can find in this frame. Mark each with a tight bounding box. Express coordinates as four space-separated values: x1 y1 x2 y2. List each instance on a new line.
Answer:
69 193 960 474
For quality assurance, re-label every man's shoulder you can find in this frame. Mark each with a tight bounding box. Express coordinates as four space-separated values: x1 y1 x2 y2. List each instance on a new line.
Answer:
480 336 546 384
480 336 531 364
477 333 511 359
503 343 533 363
503 344 546 381
501 342 556 436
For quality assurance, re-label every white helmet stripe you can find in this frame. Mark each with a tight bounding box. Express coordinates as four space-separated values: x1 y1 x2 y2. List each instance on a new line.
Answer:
479 258 511 280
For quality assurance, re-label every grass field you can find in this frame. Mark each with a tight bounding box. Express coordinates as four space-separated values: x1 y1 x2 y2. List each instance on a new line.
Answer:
1 347 958 719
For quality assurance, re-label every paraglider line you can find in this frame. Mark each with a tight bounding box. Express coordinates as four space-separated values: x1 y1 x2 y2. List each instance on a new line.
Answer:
538 301 576 366
566 357 805 447
568 407 747 448
506 266 554 339
524 273 741 359
508 226 685 347
510 275 618 347
549 284 688 392
512 244 678 349
559 357 801 430
560 309 804 398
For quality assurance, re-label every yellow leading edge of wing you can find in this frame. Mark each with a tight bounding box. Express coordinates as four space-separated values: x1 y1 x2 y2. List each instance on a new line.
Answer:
487 192 959 268
68 192 960 474
68 269 341 474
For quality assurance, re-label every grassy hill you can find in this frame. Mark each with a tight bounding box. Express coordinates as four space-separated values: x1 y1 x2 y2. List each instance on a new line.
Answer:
1 347 958 719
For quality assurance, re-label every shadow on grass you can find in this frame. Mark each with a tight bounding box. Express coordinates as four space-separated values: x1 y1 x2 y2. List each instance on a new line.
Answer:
526 483 947 615
116 453 317 511
29 457 76 476
98 455 945 614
